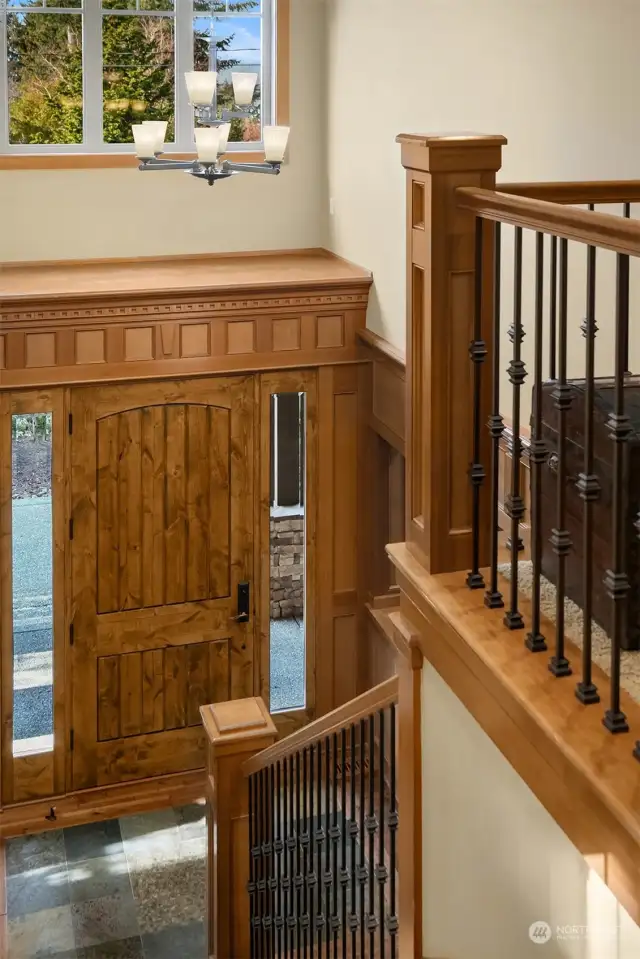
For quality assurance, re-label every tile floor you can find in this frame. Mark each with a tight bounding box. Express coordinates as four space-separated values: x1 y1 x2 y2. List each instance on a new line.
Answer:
6 803 207 959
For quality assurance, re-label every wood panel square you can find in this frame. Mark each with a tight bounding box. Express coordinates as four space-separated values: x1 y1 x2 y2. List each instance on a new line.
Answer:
76 330 105 365
226 321 255 355
316 314 344 349
180 323 210 358
125 326 154 362
25 332 56 368
272 317 301 352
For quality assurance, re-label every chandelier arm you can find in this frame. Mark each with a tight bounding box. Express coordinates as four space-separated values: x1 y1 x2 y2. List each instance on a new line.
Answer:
138 158 200 172
222 161 281 175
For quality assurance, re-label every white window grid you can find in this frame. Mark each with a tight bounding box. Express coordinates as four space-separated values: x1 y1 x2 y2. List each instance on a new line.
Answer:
0 0 274 153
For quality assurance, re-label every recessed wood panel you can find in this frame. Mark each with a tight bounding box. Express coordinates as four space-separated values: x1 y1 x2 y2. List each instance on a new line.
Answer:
97 640 230 741
96 403 231 613
227 321 255 355
181 323 210 358
317 315 344 349
76 330 105 365
125 326 154 362
0 335 5 369
25 332 56 368
272 317 300 352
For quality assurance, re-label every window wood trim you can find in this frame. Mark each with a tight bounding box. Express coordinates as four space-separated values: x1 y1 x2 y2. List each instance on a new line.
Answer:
0 0 290 172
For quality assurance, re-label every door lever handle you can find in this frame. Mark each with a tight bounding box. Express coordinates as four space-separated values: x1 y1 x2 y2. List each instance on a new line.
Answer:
232 581 250 624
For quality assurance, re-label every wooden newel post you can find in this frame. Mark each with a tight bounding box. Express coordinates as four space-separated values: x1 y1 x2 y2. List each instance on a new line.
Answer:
396 133 507 574
201 697 277 959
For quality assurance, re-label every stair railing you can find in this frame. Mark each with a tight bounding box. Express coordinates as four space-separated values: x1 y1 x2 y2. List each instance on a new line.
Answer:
202 672 423 959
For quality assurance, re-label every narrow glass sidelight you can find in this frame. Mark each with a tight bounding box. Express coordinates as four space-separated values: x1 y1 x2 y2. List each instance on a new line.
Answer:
11 412 54 756
269 392 306 713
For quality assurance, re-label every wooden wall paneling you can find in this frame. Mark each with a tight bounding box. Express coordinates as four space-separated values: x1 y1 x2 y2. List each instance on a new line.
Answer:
1 390 68 804
317 366 363 715
0 252 371 391
257 369 317 735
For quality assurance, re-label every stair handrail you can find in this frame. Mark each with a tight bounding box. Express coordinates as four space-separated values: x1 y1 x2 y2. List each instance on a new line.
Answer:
456 185 640 256
498 179 640 205
242 675 399 777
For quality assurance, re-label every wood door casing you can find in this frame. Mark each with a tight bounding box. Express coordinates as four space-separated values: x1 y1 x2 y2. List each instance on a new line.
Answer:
70 376 255 790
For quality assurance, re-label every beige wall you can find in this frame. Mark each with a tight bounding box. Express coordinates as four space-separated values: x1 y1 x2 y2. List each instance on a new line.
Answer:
326 0 640 354
422 663 640 958
0 0 328 263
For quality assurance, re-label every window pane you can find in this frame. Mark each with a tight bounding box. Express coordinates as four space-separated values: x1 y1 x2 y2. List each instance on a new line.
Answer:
193 10 261 143
102 14 175 143
7 12 83 145
194 1 261 11
101 0 174 8
269 393 306 713
12 414 54 757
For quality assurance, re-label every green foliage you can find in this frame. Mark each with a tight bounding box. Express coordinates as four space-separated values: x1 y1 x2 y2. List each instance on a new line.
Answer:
11 414 52 441
7 2 261 146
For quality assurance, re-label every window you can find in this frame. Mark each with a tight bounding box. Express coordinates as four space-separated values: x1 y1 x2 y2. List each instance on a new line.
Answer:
0 0 277 155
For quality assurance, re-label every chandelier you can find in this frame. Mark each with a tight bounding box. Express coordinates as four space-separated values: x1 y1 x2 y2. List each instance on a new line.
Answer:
132 70 290 187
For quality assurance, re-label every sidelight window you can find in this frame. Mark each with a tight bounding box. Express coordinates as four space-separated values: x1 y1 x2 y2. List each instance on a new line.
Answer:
11 412 54 756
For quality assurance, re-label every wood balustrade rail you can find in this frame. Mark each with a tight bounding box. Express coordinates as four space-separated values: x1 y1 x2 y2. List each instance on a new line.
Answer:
498 180 640 205
456 186 640 256
242 676 399 776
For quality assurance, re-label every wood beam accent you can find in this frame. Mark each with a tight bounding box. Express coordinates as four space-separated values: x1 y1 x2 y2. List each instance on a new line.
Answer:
201 697 277 959
396 133 506 574
388 541 640 930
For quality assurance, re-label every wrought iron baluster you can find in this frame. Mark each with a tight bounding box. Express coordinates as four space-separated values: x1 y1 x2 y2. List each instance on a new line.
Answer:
389 705 398 959
296 752 302 959
332 732 339 959
316 742 324 957
485 221 505 609
269 763 276 959
283 759 290 959
259 769 266 959
549 234 558 380
359 719 366 959
303 748 309 959
350 724 357 959
289 755 296 957
468 216 487 590
504 226 526 630
526 231 547 653
575 225 600 704
325 737 331 959
249 774 256 959
367 714 376 958
549 238 573 678
276 762 283 959
309 745 316 956
341 728 348 959
378 710 387 959
603 253 631 734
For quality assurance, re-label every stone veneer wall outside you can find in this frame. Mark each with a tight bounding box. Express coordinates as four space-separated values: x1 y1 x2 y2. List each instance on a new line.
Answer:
270 511 304 619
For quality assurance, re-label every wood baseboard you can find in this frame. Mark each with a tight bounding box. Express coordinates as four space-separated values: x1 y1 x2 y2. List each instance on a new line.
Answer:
0 769 205 838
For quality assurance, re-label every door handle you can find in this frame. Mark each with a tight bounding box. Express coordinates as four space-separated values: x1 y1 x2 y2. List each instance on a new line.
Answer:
231 581 250 623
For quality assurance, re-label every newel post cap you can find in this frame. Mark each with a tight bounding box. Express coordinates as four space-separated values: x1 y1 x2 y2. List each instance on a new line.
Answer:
396 132 508 174
201 696 277 753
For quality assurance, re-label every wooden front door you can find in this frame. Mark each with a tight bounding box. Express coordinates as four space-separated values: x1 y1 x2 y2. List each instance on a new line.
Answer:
70 376 255 789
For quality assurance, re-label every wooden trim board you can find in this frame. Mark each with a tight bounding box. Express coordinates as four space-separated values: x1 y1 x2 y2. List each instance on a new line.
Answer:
0 769 205 838
388 540 640 929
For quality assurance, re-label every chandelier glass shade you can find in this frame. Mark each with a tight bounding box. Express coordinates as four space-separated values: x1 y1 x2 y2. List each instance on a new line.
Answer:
133 70 290 187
